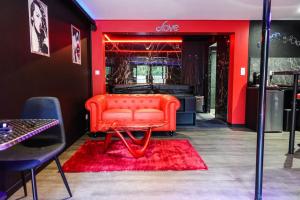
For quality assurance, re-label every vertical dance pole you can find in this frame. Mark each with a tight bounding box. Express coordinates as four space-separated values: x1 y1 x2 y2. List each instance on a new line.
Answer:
255 0 272 200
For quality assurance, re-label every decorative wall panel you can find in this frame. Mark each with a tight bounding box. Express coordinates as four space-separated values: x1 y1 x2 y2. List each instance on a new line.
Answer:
106 41 182 86
249 57 300 86
215 36 230 121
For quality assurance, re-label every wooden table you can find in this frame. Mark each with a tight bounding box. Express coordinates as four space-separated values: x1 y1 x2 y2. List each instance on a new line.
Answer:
98 120 166 158
273 70 300 154
0 119 59 151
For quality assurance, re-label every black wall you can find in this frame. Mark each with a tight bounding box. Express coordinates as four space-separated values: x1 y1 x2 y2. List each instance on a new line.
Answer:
248 20 300 86
0 0 92 194
249 20 300 57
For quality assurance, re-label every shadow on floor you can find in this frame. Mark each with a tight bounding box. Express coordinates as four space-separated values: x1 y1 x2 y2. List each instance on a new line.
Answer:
196 112 228 128
195 112 254 132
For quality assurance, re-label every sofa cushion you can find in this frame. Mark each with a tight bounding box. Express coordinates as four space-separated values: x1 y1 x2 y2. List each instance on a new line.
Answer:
102 109 133 121
134 109 164 121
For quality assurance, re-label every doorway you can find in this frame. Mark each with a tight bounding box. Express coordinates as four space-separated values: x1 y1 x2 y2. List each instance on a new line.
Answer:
204 36 230 123
208 43 217 116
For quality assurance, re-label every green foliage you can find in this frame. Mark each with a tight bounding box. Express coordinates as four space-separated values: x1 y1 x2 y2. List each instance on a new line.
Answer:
137 65 149 76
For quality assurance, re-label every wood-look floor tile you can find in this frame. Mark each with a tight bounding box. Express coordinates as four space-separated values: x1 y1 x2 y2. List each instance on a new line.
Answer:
9 127 300 200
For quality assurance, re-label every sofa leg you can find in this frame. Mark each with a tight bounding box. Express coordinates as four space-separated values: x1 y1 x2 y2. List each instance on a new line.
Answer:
168 131 175 136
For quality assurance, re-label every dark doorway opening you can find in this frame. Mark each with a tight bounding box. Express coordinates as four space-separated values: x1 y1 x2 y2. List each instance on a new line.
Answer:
182 35 230 122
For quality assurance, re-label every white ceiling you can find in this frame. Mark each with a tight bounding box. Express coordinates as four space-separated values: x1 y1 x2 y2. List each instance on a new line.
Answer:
77 0 300 20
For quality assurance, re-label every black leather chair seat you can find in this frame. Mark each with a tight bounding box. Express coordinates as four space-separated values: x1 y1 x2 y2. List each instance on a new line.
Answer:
0 143 64 171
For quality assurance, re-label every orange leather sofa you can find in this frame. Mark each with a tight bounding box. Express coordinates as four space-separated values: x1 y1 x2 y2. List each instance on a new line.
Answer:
85 94 180 133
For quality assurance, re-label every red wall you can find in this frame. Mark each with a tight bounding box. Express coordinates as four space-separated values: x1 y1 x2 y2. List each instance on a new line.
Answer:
91 20 249 124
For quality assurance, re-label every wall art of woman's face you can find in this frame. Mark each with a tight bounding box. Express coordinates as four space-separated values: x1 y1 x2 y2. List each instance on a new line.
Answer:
32 3 43 33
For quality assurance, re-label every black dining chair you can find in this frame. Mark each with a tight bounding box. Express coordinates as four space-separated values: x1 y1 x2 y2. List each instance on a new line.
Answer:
0 97 72 200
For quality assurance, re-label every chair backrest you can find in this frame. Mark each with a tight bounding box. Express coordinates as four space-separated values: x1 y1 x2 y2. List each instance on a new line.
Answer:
106 94 161 110
21 97 65 147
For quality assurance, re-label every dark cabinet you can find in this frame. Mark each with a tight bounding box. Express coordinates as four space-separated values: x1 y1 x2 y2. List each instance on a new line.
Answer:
246 87 284 132
175 95 196 125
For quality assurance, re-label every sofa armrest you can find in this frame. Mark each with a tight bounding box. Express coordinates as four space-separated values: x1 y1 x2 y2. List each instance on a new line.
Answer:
85 95 107 132
160 95 180 121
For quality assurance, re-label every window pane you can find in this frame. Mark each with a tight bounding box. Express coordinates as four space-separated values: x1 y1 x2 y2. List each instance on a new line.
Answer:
152 66 165 83
136 65 149 84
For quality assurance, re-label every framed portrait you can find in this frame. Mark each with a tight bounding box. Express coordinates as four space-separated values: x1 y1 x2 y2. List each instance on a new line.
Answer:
28 0 50 57
71 25 81 65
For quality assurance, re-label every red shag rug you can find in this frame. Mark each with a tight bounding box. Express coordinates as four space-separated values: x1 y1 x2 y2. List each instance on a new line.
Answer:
62 139 208 172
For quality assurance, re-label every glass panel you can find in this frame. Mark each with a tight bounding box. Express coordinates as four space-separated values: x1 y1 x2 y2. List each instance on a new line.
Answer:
105 37 183 94
152 66 165 84
136 65 149 84
106 66 111 76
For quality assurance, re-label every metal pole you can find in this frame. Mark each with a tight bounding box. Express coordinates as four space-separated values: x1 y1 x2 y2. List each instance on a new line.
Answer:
289 74 298 154
255 0 272 200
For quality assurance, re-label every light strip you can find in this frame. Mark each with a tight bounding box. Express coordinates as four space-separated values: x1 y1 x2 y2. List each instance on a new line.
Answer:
106 50 181 53
75 0 95 19
104 34 111 42
104 34 182 43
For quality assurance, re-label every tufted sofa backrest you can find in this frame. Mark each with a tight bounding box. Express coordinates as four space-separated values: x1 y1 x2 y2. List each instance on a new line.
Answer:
106 94 161 110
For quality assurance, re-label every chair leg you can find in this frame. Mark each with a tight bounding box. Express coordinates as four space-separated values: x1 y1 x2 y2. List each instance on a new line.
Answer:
21 171 27 197
54 157 72 197
30 168 38 200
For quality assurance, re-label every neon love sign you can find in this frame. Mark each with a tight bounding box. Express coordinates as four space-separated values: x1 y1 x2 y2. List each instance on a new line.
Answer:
155 21 180 32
